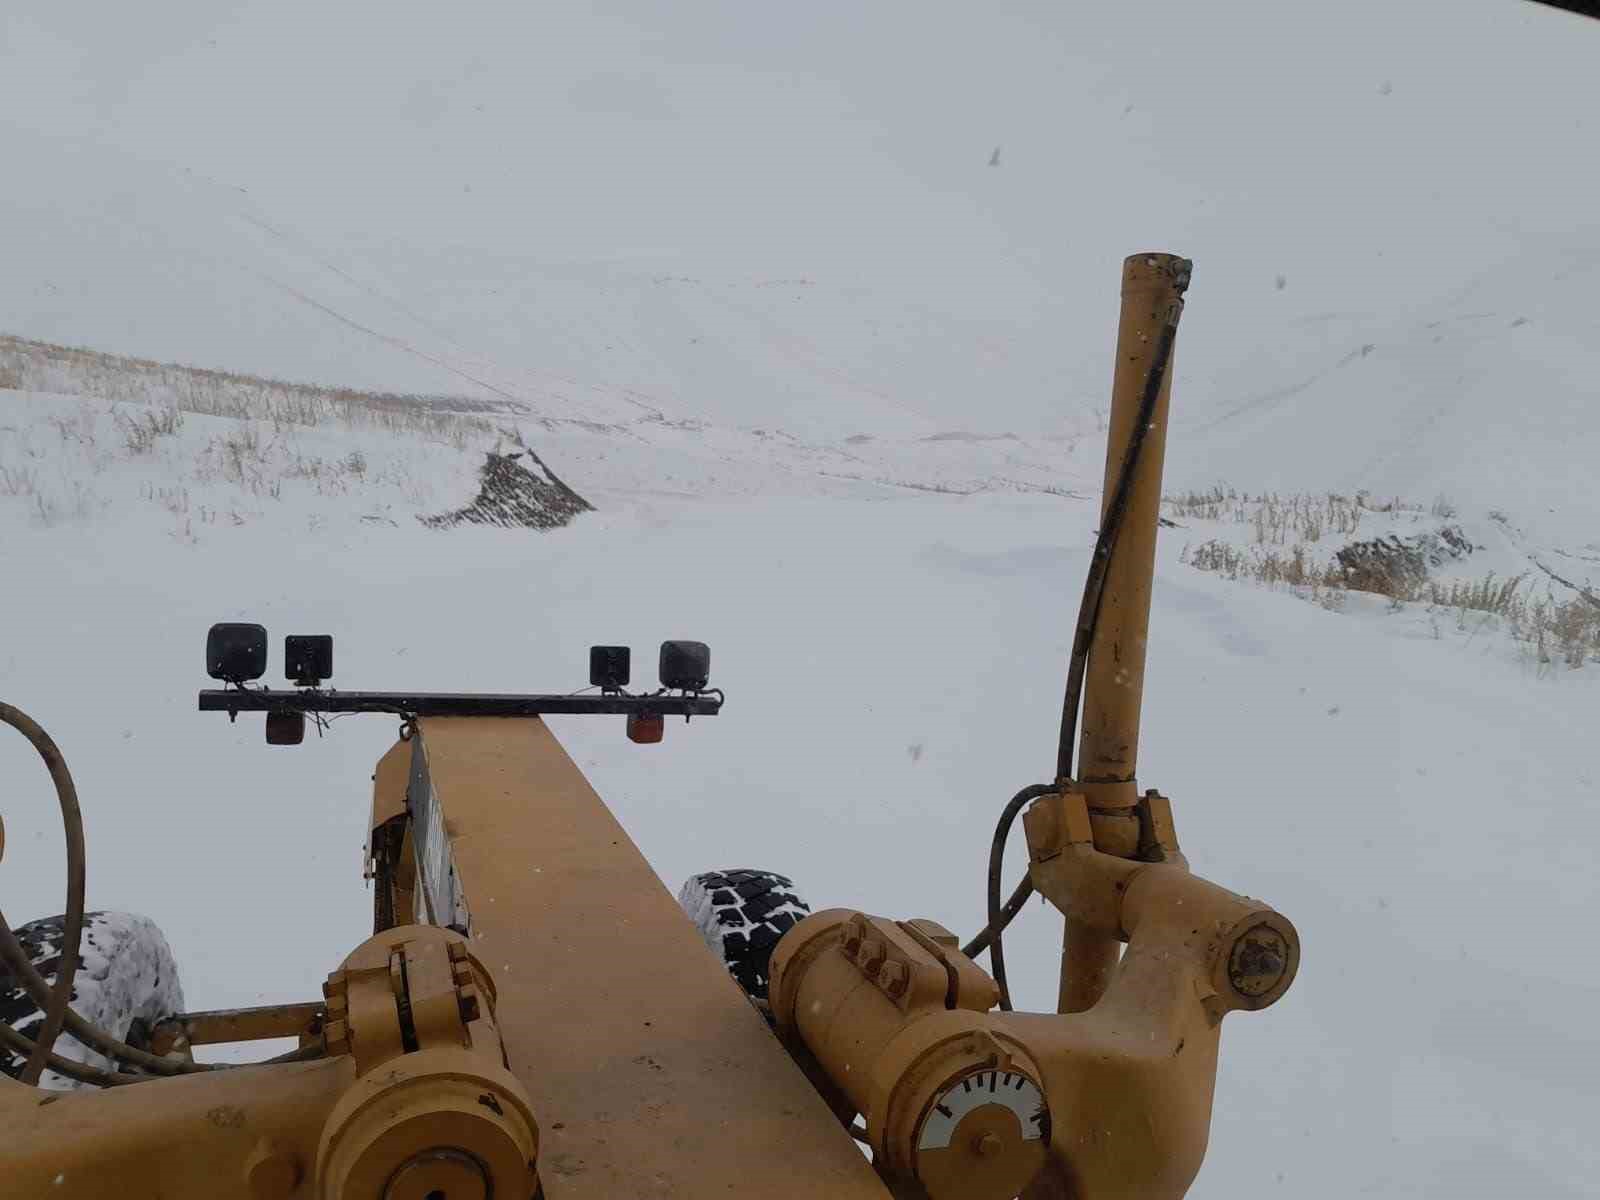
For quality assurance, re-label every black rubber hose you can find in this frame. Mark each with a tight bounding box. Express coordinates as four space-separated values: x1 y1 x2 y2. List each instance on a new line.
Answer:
1055 293 1186 781
962 874 1033 960
0 1015 147 1087
0 919 289 1077
0 996 325 1088
0 702 312 1083
980 784 1055 1011
0 702 86 1085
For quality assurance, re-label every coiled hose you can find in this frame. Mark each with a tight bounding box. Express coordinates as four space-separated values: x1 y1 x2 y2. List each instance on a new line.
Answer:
0 702 319 1087
0 702 84 1085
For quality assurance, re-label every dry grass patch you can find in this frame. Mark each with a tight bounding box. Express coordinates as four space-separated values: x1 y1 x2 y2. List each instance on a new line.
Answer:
116 406 183 454
1164 485 1402 545
1174 482 1599 669
1 333 508 448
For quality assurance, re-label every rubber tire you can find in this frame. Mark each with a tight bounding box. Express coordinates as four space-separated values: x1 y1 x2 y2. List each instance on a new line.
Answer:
677 869 811 1000
1 911 184 1090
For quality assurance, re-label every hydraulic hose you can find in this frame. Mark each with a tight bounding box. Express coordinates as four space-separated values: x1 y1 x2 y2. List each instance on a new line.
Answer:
0 1014 146 1087
973 784 1053 1011
1055 282 1187 781
0 702 85 1085
0 920 224 1078
974 267 1189 1009
962 875 1032 960
1 702 323 1086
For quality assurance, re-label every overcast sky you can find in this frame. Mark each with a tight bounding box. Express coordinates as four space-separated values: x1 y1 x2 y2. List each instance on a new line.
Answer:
2 1 1597 405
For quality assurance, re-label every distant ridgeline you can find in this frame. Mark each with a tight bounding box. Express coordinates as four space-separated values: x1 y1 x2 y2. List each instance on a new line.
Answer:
0 333 515 442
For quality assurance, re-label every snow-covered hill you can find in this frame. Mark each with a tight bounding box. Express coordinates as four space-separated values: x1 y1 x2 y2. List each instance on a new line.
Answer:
4 1 1599 522
1173 236 1600 549
3 1 1599 1197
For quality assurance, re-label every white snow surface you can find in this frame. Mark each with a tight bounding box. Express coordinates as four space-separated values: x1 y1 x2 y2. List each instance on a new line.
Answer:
1 385 1594 1194
2 0 1598 1193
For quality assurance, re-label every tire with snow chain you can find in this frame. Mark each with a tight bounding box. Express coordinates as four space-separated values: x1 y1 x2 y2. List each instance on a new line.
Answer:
0 911 184 1090
678 869 811 1000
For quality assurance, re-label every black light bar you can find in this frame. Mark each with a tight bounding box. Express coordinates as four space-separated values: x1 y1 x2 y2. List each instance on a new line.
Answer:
198 689 723 719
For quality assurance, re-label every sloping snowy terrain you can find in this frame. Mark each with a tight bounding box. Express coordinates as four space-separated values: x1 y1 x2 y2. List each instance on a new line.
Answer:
3 1 1599 1196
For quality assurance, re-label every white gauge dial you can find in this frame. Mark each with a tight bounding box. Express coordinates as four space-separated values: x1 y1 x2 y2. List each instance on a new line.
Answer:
917 1068 1049 1151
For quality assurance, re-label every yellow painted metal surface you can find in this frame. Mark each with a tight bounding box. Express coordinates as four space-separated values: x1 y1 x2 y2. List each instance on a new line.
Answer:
148 1001 323 1055
415 716 891 1199
1077 252 1189 814
0 1058 352 1198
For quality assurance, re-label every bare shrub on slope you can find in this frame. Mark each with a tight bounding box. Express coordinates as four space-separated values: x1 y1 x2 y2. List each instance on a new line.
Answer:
421 449 593 531
116 407 183 454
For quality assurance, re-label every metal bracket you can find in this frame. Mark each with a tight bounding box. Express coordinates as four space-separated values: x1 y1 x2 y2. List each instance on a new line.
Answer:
1135 789 1184 865
1022 790 1093 863
322 926 491 1074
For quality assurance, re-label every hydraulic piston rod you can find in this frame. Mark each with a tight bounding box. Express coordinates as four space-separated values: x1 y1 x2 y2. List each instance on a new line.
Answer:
1058 252 1189 1015
1078 253 1188 813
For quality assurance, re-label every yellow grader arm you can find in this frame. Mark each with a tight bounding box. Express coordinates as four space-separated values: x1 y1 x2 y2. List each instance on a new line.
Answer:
1 719 1294 1200
3 715 890 1200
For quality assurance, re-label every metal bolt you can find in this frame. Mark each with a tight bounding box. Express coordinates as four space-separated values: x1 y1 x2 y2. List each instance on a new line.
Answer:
974 1133 1003 1158
842 917 869 957
858 938 887 974
1227 924 1289 998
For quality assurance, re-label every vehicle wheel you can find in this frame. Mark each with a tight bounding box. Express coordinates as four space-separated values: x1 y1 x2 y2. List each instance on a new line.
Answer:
677 869 811 1000
1 911 184 1089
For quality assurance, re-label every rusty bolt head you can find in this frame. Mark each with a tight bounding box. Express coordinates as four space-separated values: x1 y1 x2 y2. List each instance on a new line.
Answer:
1228 924 1289 998
858 937 887 974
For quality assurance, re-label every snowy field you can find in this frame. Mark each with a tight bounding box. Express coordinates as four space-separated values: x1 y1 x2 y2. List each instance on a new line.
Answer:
4 0 1599 1196
1 379 1595 1197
